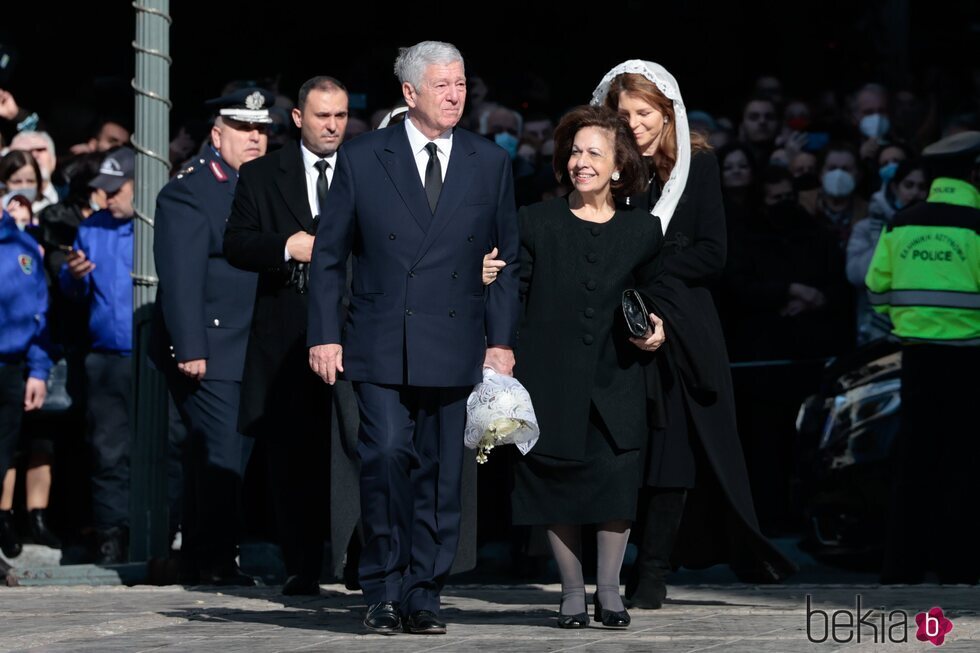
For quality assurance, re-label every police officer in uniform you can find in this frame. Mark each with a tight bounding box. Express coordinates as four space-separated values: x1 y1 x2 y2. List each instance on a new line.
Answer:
867 131 980 585
0 203 52 563
151 88 273 585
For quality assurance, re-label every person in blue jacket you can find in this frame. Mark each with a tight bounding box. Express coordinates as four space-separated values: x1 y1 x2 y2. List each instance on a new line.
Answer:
0 204 51 560
58 146 134 564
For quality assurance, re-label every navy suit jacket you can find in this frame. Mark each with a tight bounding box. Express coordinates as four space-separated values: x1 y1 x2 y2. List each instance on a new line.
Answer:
308 121 520 387
151 148 257 381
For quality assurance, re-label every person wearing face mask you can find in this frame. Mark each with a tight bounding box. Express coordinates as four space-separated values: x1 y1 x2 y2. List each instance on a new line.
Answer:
799 142 869 249
867 131 980 585
482 106 535 181
9 131 61 211
0 150 44 224
852 83 892 164
846 159 930 345
0 203 52 562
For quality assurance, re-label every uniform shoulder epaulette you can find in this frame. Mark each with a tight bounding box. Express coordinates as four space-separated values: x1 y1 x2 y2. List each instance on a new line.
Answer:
175 159 203 180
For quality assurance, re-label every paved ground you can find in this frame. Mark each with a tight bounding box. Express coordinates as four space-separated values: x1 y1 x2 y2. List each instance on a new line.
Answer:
1 581 977 652
3 540 978 651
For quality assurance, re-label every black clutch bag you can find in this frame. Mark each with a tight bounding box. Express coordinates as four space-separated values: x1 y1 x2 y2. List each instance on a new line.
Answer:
622 289 651 338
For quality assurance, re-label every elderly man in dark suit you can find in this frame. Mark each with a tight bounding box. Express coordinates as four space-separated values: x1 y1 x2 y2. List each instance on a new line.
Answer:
152 88 273 585
308 41 520 635
223 76 360 596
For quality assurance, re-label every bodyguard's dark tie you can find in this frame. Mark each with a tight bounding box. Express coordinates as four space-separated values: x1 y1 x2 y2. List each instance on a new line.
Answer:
424 142 442 214
314 159 330 219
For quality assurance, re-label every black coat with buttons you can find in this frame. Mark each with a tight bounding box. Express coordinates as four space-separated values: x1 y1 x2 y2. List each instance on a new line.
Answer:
514 197 662 462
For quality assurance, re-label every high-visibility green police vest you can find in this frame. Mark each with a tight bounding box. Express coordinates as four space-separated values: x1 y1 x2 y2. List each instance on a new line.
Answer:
865 177 980 345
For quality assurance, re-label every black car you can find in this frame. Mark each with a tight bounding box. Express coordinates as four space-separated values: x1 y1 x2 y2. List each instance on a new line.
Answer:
796 339 902 565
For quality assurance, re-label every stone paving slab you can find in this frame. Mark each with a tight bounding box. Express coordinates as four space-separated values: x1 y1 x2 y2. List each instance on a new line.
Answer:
0 583 976 652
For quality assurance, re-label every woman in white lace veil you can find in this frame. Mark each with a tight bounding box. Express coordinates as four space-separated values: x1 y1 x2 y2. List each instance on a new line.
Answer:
594 60 797 608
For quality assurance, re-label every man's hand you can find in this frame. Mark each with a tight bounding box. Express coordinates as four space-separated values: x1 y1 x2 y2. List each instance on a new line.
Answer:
66 249 95 279
286 232 315 263
484 345 515 376
629 312 666 352
310 344 344 384
177 358 207 381
24 378 47 411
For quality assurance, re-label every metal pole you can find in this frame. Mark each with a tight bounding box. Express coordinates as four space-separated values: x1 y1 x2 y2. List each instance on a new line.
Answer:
129 0 171 563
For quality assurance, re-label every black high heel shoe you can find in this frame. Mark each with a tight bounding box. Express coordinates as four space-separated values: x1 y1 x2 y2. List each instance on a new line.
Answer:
556 593 589 629
593 593 630 628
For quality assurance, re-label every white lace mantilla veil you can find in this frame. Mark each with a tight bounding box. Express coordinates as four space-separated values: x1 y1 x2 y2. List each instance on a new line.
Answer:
590 59 691 234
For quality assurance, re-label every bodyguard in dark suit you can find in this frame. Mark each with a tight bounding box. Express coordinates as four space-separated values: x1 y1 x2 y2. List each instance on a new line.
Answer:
224 76 359 596
151 89 273 585
308 41 520 635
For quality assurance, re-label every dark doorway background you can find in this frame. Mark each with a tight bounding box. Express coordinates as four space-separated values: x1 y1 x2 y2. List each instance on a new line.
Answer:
2 1 977 148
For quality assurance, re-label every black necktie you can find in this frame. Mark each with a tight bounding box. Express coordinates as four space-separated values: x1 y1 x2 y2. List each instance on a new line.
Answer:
314 159 330 218
424 142 442 214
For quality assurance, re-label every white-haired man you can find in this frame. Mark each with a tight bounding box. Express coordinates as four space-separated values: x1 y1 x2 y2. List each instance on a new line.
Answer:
308 41 520 635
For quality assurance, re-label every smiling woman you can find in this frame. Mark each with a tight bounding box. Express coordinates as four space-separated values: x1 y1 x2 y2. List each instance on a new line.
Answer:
511 104 659 629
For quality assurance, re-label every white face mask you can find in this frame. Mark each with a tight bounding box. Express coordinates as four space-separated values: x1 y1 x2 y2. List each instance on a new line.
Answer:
859 113 890 139
822 169 856 197
2 186 37 203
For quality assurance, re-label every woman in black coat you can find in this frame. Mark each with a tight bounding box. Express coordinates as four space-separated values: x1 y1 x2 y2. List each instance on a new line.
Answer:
510 105 664 629
593 61 797 608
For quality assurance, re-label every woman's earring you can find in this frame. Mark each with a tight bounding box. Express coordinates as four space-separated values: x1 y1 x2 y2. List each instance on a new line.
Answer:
664 116 670 124
611 171 621 181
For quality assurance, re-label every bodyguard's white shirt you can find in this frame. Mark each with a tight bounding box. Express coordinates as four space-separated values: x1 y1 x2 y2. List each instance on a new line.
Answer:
404 115 452 184
300 143 337 219
285 144 337 262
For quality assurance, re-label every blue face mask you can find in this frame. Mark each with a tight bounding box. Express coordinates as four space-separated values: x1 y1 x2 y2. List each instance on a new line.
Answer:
494 132 519 160
878 161 899 187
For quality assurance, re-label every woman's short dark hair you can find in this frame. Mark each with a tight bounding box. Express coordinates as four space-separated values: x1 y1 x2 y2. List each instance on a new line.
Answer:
552 105 647 199
0 149 42 188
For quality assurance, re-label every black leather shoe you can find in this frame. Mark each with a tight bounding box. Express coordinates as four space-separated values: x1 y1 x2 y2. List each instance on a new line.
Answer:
364 601 401 635
403 609 446 634
28 509 61 549
0 510 22 559
282 574 320 596
594 594 630 628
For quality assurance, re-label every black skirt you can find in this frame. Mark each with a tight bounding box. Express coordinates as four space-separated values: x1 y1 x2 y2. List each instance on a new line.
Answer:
512 403 641 525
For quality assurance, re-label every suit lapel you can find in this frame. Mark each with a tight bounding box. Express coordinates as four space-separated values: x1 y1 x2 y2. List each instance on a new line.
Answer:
276 142 314 232
376 123 432 234
412 128 478 265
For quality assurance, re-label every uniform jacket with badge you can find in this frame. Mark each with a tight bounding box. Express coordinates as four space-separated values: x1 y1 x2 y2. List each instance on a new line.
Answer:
0 213 52 380
150 148 257 381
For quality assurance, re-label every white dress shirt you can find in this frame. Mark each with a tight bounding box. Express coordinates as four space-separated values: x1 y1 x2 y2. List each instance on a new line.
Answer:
285 144 338 262
404 115 453 184
300 143 337 219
